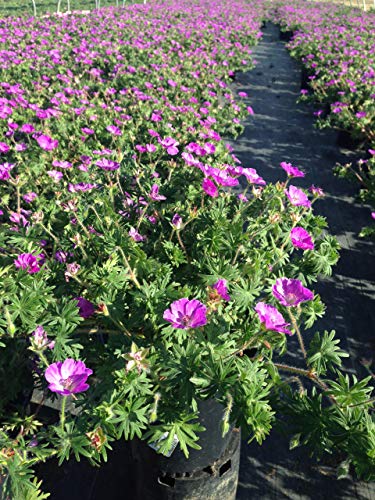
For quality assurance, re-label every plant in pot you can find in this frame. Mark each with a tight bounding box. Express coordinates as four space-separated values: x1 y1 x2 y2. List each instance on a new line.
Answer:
0 3 374 499
2 145 375 498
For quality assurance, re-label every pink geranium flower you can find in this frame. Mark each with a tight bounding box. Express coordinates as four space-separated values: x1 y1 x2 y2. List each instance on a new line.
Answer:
74 297 95 319
149 184 166 201
0 163 14 182
202 178 218 197
309 185 324 197
31 326 55 350
106 125 122 136
14 253 41 274
23 192 38 203
36 134 58 151
290 227 314 250
272 278 314 307
172 213 182 229
95 158 120 170
129 227 144 242
280 162 305 178
159 137 179 156
285 186 311 208
163 298 207 329
47 170 63 182
255 302 292 335
212 279 231 301
0 142 10 153
45 359 93 395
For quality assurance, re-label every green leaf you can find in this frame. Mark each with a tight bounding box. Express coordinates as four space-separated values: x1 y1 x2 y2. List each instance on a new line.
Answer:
307 330 349 375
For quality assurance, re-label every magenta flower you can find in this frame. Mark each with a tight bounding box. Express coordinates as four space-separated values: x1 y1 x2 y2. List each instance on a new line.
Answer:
255 302 292 335
10 211 29 227
14 253 41 274
129 227 144 242
52 160 72 169
31 326 55 350
68 183 97 193
272 278 314 307
23 192 38 203
149 184 166 201
95 158 120 170
309 185 324 197
0 162 14 181
64 262 80 282
74 297 95 319
163 298 207 329
371 212 375 220
159 137 179 156
82 127 95 135
106 125 122 136
0 142 10 153
202 178 218 197
45 359 93 395
242 168 265 185
36 135 58 151
212 279 231 301
280 162 305 178
172 213 182 229
290 227 314 250
21 123 35 134
285 186 311 208
47 170 63 182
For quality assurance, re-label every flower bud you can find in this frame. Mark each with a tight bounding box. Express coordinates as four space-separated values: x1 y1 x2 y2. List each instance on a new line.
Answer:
290 212 302 223
97 303 109 316
269 213 281 223
32 211 44 223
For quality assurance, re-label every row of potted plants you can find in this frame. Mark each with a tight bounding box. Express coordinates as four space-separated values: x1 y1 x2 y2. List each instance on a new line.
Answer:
270 0 375 236
0 1 374 498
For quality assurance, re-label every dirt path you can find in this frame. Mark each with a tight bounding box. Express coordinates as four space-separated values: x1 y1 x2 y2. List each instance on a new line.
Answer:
235 23 375 499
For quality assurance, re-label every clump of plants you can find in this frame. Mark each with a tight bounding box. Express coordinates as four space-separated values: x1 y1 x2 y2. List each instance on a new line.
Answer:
0 2 374 498
272 0 375 235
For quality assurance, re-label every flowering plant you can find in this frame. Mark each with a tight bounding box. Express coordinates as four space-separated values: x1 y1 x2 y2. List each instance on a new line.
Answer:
0 1 374 498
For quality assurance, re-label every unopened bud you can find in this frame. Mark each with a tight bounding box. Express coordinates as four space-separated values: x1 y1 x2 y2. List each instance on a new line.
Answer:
97 303 109 316
269 213 281 223
290 212 302 223
32 211 44 223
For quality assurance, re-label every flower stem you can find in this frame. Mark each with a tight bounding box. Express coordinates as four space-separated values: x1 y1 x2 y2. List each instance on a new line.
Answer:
39 222 60 244
176 231 191 264
287 308 307 359
117 246 141 288
60 396 67 433
226 332 262 359
273 362 337 404
38 351 50 367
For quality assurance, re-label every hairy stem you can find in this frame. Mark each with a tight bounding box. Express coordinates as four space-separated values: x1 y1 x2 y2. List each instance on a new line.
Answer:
287 308 307 359
117 246 141 288
60 396 67 432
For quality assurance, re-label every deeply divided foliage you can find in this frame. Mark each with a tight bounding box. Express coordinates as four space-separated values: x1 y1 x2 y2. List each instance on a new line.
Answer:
0 1 374 497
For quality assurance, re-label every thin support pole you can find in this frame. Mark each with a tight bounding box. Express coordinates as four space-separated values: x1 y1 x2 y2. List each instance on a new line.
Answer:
31 0 37 16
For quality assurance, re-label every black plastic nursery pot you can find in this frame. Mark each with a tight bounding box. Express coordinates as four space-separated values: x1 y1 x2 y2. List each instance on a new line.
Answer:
279 29 294 42
335 129 367 151
131 400 241 500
